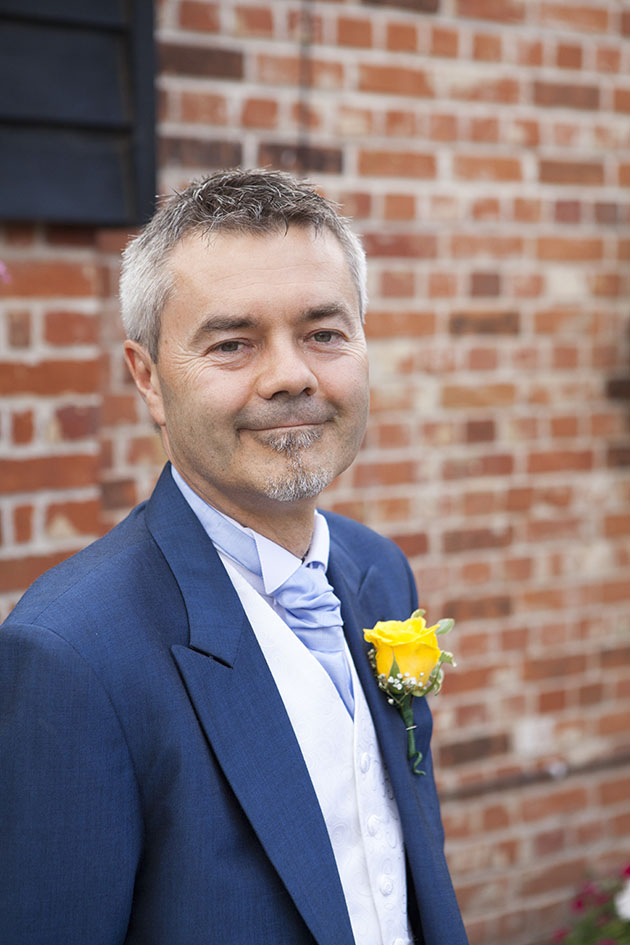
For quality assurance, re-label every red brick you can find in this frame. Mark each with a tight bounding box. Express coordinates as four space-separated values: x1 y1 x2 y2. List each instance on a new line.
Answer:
451 234 523 257
540 160 604 185
180 91 228 124
522 787 589 822
354 461 415 488
101 478 137 511
11 410 34 445
443 454 514 479
527 450 593 474
465 419 496 442
444 526 512 553
514 198 542 222
469 117 499 143
44 310 99 346
386 22 418 53
614 88 630 113
235 5 273 36
596 46 621 72
540 3 609 33
380 270 415 297
46 499 102 538
337 16 372 47
0 360 100 395
534 81 599 110
471 197 500 220
160 42 243 79
473 33 502 61
257 143 342 175
428 272 457 298
0 455 98 493
102 394 138 426
365 310 435 338
126 436 165 466
431 26 459 57
55 405 100 440
359 64 434 98
449 76 520 104
13 505 33 543
362 233 437 259
457 0 525 21
391 533 429 557
358 150 436 179
0 551 76 594
383 194 416 221
428 113 458 141
556 43 583 69
7 310 31 347
442 384 516 408
454 154 521 181
555 200 581 223
0 261 105 298
467 347 499 370
450 310 518 334
537 237 603 261
178 1 219 31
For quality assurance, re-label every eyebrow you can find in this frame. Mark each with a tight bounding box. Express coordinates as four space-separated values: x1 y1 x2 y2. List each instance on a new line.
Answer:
189 302 356 347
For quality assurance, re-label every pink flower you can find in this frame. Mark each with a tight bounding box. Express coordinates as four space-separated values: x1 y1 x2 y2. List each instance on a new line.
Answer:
552 929 569 943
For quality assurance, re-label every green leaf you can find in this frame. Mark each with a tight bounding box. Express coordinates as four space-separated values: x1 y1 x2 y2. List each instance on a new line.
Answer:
435 618 454 635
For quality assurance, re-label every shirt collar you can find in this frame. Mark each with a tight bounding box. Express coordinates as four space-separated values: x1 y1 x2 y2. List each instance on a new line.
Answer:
171 465 330 596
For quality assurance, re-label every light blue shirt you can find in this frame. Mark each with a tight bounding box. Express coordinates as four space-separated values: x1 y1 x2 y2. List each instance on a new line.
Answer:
171 466 331 621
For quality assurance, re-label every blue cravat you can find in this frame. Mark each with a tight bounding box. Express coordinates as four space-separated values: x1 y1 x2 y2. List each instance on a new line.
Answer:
203 505 354 716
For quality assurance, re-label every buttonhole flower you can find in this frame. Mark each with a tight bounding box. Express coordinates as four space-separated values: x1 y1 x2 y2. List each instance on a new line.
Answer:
364 609 455 775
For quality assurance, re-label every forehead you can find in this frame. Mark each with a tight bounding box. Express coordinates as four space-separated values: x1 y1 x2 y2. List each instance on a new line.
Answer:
165 226 357 310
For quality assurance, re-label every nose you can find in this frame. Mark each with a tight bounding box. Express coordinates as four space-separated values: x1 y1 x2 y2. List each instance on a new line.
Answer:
255 341 319 400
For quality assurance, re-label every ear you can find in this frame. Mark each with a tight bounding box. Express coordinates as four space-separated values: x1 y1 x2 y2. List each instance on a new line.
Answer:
124 340 166 427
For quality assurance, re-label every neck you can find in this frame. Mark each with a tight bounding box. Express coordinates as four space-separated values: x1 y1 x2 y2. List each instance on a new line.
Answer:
176 468 317 558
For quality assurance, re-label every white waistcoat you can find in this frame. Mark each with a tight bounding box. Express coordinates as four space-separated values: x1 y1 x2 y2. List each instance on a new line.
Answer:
221 557 411 945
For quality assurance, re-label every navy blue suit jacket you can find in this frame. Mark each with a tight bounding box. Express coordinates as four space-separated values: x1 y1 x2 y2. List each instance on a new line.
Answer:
0 465 468 945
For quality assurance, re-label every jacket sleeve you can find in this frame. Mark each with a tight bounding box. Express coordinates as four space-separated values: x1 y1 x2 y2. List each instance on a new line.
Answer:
0 623 143 945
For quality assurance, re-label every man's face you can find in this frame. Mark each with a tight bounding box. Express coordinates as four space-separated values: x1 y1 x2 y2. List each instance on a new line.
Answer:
136 226 369 521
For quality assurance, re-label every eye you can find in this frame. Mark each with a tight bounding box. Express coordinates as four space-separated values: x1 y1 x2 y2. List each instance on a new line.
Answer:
212 340 243 353
311 330 339 343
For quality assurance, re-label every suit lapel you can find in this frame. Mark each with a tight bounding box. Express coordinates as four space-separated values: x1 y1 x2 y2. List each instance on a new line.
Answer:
145 469 355 945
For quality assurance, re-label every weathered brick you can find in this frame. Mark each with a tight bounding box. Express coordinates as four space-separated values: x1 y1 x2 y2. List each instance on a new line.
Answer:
534 81 599 110
540 160 604 185
365 310 435 338
454 154 521 181
0 360 100 395
457 0 525 20
359 64 434 98
358 150 436 178
159 42 243 79
362 233 437 259
540 3 609 33
178 1 220 32
44 310 99 346
234 4 273 36
337 15 372 47
449 310 519 335
257 143 342 175
159 137 242 168
0 455 98 494
0 262 105 297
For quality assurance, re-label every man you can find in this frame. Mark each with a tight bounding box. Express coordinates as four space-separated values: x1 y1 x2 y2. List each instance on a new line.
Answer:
0 169 468 945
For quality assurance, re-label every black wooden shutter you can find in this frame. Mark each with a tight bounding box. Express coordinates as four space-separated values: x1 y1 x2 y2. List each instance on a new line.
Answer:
0 0 155 225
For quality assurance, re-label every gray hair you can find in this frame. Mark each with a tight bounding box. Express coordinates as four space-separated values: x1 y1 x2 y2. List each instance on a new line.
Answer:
119 168 368 361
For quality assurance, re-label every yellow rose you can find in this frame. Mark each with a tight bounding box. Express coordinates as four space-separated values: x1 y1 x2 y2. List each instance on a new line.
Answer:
364 614 442 682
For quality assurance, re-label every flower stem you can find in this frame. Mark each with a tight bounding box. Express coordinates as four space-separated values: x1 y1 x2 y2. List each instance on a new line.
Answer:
401 697 425 776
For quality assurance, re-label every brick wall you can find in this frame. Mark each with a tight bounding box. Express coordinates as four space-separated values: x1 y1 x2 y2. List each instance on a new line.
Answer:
1 2 629 943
